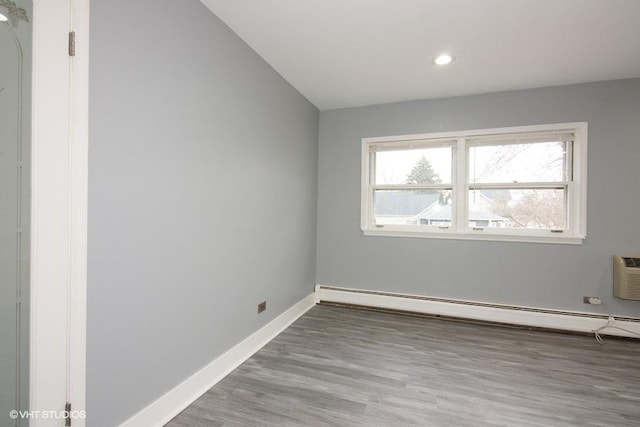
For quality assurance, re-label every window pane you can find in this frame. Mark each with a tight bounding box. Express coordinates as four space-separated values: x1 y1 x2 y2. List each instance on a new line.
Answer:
469 141 567 184
374 190 452 226
375 147 452 185
468 189 565 229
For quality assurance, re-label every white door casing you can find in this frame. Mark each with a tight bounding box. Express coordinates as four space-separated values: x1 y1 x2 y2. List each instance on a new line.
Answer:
30 0 88 425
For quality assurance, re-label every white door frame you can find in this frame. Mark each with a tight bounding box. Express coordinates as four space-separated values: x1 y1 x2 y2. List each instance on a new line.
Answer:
68 0 89 424
30 0 88 425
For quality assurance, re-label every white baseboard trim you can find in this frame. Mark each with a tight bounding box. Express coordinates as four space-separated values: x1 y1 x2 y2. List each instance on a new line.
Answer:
316 285 640 339
120 293 316 427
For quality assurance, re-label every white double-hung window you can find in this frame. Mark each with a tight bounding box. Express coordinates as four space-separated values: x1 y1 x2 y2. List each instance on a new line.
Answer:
361 123 587 244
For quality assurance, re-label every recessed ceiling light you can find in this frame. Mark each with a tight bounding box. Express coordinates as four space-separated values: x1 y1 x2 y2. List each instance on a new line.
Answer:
0 13 8 22
434 54 454 66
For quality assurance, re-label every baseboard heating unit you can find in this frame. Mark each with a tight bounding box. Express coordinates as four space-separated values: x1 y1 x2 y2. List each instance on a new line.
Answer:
315 285 640 339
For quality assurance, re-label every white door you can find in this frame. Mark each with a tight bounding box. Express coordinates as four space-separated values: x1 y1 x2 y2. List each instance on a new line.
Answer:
0 0 88 426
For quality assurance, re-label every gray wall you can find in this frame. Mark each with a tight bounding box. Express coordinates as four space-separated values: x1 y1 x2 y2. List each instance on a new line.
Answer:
317 79 640 317
88 1 318 425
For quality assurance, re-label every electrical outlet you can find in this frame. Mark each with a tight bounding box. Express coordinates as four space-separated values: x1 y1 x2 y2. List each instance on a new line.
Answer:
257 301 267 313
583 296 602 305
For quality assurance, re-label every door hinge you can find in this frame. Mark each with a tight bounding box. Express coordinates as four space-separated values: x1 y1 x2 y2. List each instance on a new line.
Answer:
68 31 76 57
65 402 72 426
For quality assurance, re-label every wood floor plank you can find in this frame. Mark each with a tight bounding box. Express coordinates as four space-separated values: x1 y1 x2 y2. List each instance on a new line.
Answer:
167 305 640 426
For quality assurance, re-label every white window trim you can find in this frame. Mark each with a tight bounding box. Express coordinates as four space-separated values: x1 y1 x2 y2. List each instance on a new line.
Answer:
361 122 588 245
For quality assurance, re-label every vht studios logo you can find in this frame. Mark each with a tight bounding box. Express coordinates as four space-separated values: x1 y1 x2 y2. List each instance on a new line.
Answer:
9 409 87 420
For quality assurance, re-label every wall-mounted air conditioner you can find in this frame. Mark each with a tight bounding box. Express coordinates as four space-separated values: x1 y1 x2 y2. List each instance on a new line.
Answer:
613 255 640 300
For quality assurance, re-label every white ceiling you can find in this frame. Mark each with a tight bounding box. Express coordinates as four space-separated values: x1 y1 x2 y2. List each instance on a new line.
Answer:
200 0 640 110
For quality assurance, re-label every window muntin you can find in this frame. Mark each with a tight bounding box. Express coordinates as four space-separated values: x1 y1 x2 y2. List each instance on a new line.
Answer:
361 123 587 244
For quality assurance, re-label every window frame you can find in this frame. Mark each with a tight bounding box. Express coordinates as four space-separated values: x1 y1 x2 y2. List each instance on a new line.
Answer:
361 122 588 244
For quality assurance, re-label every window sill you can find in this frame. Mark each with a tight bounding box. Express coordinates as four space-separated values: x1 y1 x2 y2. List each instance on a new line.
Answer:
362 228 585 245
